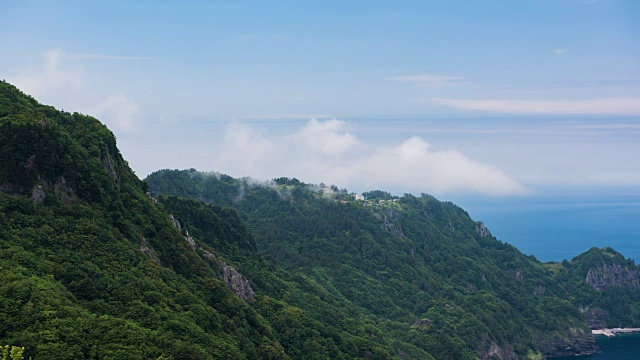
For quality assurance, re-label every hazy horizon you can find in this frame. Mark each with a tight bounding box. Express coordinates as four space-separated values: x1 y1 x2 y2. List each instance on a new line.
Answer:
3 0 639 260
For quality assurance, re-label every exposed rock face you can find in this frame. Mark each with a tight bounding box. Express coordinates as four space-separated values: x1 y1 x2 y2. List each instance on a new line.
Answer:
476 221 491 237
185 230 196 249
217 262 255 301
412 318 432 329
201 249 216 260
536 327 598 358
52 177 77 204
30 177 77 205
31 184 45 204
515 270 523 281
584 307 608 329
483 343 501 360
100 151 120 187
446 221 455 233
586 264 640 291
139 237 161 264
166 214 254 300
481 342 510 360
381 215 405 238
168 214 182 231
168 214 196 248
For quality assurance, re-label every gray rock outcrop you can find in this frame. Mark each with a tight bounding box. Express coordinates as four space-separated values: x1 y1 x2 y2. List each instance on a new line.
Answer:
586 264 640 291
168 214 182 231
217 262 255 301
535 327 598 358
476 221 491 237
381 215 405 238
139 237 161 264
166 214 255 300
30 177 77 205
481 342 516 360
583 307 608 329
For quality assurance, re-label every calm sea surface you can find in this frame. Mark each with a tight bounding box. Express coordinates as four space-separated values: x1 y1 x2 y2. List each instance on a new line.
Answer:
451 187 640 264
555 334 640 359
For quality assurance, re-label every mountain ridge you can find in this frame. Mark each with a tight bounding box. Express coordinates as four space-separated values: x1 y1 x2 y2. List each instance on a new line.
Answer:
2 80 639 359
145 168 610 358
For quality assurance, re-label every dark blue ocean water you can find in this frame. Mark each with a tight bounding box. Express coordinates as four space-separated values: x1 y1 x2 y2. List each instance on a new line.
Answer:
450 186 640 264
555 334 640 359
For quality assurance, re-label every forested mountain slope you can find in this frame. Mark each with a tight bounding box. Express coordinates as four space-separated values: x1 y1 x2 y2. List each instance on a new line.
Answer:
3 80 636 359
0 81 404 359
545 247 640 330
146 170 602 358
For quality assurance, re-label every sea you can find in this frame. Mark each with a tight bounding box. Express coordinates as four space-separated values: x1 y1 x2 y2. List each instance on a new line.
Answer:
451 187 640 358
450 186 640 264
555 334 640 359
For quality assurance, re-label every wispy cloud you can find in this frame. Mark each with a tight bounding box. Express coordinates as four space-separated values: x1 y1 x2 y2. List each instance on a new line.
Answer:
552 48 567 55
566 123 640 130
8 49 85 97
91 93 141 132
7 49 143 133
243 113 334 121
214 119 527 196
431 97 640 115
387 74 466 87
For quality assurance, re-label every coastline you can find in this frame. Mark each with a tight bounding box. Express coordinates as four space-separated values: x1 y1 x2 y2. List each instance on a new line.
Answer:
591 328 640 337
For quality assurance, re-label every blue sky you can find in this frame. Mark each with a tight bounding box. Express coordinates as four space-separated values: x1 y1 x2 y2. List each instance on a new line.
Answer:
2 0 639 196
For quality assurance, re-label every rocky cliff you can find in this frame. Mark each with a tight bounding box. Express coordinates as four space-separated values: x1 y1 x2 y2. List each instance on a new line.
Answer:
168 213 255 300
586 263 640 291
535 327 599 358
217 262 255 301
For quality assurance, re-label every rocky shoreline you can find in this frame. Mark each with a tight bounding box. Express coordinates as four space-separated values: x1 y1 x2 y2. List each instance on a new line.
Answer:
539 327 600 359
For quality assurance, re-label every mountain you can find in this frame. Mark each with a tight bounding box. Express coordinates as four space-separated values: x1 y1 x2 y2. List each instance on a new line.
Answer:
0 81 374 359
545 247 640 330
2 80 637 359
145 170 604 359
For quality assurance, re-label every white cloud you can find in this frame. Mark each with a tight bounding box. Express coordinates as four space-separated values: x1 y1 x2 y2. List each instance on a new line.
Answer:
291 119 361 156
91 93 141 132
552 48 567 55
213 119 527 196
243 113 333 121
6 49 142 133
8 49 85 99
431 97 640 115
219 122 278 174
388 74 466 87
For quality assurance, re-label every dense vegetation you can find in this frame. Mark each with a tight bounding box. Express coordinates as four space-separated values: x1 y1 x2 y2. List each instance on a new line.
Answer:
145 170 601 358
545 247 640 329
0 81 286 359
3 80 640 359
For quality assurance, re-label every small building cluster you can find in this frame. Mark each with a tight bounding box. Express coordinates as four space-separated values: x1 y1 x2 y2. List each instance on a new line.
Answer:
333 194 402 207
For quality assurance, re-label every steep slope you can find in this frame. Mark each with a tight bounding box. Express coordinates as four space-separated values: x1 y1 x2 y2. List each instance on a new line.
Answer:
546 247 640 329
146 169 600 358
0 81 295 359
157 195 435 359
1 81 445 359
